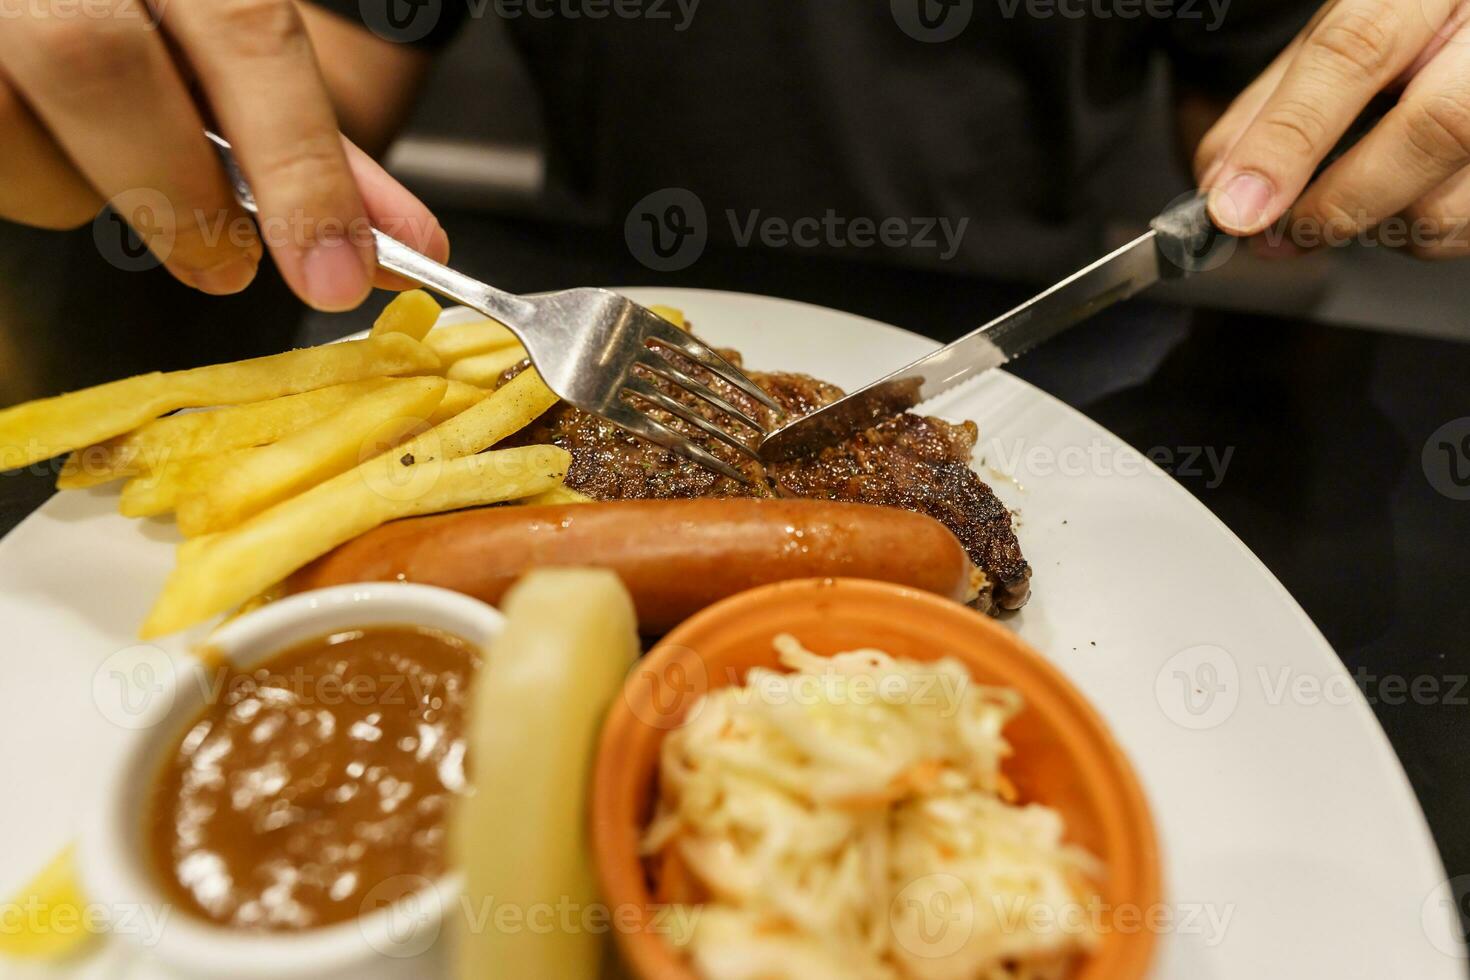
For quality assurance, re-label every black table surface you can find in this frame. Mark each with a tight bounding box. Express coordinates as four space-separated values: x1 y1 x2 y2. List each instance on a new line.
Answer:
3 213 1468 928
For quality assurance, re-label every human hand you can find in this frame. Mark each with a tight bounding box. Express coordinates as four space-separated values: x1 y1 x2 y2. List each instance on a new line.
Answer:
1194 0 1470 257
0 0 447 308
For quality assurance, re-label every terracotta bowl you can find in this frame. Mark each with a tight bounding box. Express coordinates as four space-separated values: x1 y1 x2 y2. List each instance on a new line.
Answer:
592 578 1160 980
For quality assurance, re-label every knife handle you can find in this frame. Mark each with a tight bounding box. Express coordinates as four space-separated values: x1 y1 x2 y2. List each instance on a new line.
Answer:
1151 93 1395 276
1151 193 1224 277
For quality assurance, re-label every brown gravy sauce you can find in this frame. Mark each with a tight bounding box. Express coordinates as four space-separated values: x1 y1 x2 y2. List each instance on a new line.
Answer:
148 626 480 930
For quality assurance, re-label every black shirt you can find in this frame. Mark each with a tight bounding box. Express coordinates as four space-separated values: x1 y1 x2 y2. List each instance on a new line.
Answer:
321 0 1315 280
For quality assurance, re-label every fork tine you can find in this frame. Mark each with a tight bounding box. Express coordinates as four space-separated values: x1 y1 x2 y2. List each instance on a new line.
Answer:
635 348 765 433
639 314 785 414
622 376 761 461
605 402 750 484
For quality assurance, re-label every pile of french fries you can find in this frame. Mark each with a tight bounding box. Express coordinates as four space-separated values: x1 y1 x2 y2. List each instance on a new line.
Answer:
0 291 687 639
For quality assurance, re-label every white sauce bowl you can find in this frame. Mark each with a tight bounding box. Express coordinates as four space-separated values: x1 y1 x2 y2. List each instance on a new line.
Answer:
80 582 504 980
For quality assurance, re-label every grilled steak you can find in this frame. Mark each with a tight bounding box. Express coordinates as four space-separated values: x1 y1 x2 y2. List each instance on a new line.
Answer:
508 350 1031 613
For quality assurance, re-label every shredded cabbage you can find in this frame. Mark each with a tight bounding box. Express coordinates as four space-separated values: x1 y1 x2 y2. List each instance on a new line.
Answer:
642 635 1101 980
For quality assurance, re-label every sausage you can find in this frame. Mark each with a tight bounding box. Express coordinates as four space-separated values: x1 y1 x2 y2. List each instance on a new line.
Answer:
288 498 975 633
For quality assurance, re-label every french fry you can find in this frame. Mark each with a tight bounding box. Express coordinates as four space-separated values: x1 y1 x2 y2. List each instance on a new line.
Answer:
445 345 529 388
520 485 593 506
57 379 395 489
423 319 518 364
647 304 687 329
389 366 558 467
0 334 439 471
0 845 94 961
432 380 486 422
173 378 449 537
140 445 571 638
121 381 495 521
119 471 180 519
116 380 486 517
370 289 441 341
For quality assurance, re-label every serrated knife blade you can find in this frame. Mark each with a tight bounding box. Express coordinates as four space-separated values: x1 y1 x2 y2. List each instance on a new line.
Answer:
758 194 1227 462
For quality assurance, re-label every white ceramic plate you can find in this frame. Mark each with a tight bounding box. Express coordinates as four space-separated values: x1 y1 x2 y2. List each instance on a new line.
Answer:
0 289 1460 978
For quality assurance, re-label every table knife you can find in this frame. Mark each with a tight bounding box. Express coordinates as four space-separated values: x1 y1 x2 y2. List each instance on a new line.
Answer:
757 193 1230 461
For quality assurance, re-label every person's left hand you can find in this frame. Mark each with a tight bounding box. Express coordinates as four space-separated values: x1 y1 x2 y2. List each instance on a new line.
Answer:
1194 0 1470 258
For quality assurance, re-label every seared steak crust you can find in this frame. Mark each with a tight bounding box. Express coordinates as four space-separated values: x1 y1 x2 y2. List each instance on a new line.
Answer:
510 350 1031 613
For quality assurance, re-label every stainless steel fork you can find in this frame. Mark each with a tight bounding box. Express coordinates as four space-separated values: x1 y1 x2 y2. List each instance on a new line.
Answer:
206 132 782 482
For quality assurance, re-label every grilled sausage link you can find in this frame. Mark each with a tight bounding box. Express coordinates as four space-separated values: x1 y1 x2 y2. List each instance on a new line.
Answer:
289 498 976 633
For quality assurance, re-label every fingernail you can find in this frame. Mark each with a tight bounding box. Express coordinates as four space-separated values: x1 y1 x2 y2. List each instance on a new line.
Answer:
302 238 372 311
189 256 257 295
1211 173 1275 235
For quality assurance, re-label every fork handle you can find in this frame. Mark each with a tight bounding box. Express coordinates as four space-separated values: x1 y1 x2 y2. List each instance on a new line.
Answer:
371 230 534 326
204 129 535 327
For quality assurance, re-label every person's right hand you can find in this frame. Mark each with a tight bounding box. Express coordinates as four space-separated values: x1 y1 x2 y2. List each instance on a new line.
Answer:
0 0 447 311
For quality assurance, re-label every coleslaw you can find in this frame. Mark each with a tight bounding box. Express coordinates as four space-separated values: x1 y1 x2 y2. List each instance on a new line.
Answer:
642 635 1101 980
